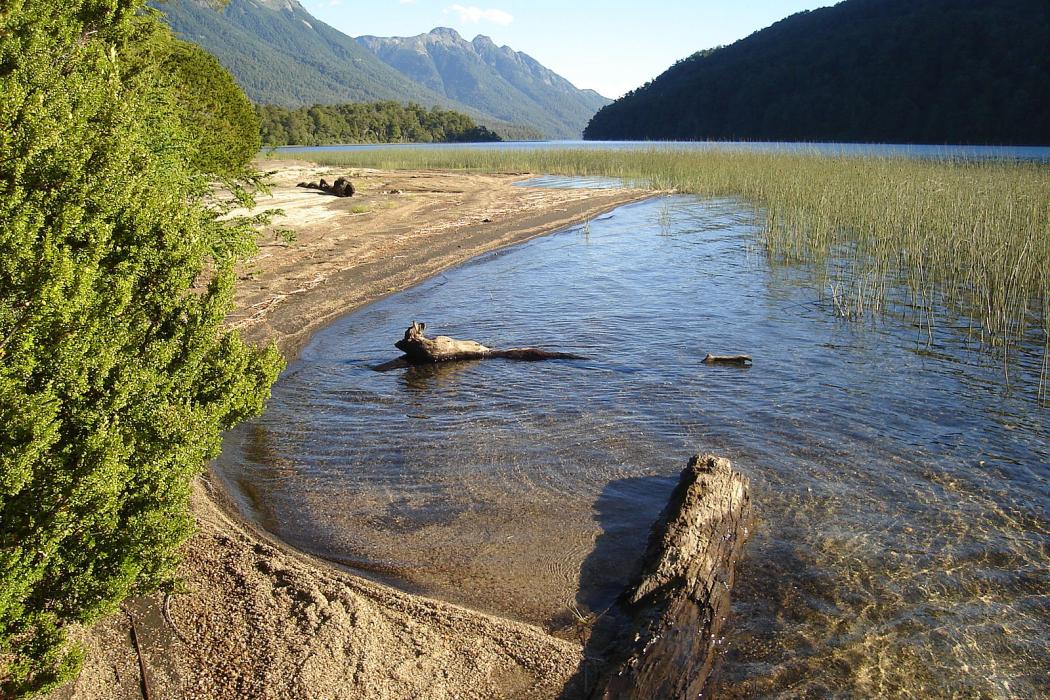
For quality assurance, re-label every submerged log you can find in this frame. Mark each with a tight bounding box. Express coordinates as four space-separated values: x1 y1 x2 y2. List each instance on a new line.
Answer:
379 322 584 369
703 353 753 366
592 454 751 700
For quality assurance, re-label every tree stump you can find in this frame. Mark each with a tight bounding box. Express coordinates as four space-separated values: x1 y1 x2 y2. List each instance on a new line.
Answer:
296 176 355 197
592 454 751 700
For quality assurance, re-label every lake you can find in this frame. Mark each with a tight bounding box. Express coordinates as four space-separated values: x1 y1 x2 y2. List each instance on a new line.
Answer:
216 188 1048 697
275 139 1050 162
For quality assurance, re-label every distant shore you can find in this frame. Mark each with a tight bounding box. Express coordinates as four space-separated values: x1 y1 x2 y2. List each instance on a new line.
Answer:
60 162 653 699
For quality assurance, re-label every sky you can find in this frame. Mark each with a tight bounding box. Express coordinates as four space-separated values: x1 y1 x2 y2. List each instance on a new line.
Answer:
298 0 835 99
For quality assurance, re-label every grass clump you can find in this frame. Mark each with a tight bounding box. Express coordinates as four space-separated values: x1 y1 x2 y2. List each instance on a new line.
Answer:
275 147 1050 385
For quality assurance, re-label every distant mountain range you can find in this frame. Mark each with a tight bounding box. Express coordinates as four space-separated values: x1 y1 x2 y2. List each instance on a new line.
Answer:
158 0 606 139
585 0 1050 145
357 28 609 140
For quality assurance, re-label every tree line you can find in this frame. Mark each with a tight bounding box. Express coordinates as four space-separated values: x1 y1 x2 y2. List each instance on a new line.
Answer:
256 102 502 147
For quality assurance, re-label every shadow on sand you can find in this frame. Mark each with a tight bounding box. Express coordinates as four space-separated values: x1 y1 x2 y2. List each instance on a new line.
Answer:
557 473 680 699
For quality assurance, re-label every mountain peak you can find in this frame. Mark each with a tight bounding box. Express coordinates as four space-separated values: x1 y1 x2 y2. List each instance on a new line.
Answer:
357 27 611 138
159 0 470 109
247 0 304 12
427 27 464 42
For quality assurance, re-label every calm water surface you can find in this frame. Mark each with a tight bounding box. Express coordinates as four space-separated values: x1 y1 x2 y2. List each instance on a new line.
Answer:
276 139 1050 162
217 190 1048 697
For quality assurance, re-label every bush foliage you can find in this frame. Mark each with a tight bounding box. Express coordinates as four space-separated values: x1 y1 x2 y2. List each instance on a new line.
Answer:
0 1 281 695
162 38 263 176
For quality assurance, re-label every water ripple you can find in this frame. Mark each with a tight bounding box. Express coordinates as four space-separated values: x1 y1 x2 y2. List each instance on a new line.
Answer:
215 195 1048 698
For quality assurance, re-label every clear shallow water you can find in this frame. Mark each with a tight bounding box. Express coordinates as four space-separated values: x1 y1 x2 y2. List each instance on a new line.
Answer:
275 139 1050 162
515 174 625 189
216 196 1048 697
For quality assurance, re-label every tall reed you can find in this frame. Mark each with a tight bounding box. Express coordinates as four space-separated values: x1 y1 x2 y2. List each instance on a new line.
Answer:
274 147 1050 389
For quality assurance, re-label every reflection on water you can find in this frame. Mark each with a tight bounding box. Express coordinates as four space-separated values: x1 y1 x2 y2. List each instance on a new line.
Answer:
215 197 1048 697
515 175 627 189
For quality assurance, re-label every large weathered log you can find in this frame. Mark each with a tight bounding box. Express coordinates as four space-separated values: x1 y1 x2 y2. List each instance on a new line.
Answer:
381 322 584 368
395 321 491 362
592 454 751 700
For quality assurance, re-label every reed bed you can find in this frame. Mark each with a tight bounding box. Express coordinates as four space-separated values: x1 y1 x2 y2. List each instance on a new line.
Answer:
275 147 1050 390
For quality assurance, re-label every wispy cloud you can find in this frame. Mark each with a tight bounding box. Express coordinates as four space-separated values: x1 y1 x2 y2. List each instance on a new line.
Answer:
444 4 514 26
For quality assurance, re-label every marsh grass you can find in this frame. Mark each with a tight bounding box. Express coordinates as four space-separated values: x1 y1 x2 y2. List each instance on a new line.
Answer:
278 148 1050 393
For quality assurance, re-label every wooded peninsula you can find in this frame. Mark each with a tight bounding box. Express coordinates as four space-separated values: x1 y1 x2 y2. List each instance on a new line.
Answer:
256 102 502 147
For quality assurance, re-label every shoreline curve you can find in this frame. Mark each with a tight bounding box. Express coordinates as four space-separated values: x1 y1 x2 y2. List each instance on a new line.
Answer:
59 162 657 700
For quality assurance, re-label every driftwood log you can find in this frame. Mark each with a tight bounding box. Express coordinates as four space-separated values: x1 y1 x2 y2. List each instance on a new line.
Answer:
297 176 355 197
375 322 584 370
703 353 753 366
592 454 751 700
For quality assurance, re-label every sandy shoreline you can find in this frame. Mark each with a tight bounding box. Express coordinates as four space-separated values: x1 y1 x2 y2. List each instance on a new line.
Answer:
58 163 654 699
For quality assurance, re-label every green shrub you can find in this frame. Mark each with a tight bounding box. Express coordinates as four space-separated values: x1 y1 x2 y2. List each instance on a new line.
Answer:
0 1 281 695
163 38 262 176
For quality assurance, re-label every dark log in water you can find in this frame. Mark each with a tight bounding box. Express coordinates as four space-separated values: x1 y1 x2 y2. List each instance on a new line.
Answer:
592 454 751 700
703 353 753 366
374 322 584 370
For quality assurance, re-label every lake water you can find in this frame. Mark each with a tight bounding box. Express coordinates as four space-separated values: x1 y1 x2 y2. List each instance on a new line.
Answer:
275 139 1050 162
216 190 1048 697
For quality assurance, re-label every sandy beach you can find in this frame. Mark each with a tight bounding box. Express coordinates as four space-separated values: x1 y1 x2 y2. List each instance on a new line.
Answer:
57 162 653 699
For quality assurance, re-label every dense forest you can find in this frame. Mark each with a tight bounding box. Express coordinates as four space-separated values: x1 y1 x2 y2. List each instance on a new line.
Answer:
585 0 1050 145
257 102 502 147
1 2 280 696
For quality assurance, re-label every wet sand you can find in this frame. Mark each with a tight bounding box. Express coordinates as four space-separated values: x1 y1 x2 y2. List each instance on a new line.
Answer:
59 162 653 699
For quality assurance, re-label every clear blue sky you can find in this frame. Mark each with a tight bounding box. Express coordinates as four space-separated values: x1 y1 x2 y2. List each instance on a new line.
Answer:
299 0 834 99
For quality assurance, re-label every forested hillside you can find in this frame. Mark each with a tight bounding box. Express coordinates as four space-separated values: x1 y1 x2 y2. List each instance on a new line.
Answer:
158 0 542 140
159 0 451 107
357 28 609 139
257 102 501 146
585 0 1050 144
